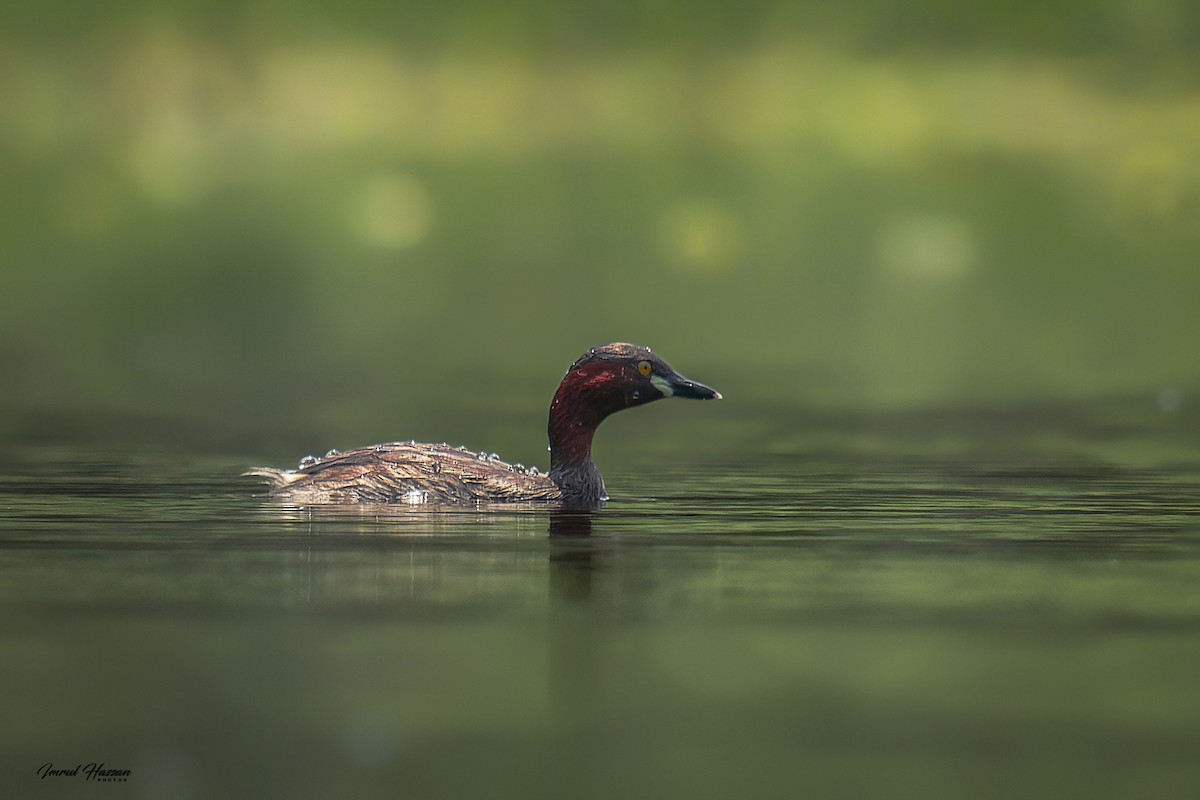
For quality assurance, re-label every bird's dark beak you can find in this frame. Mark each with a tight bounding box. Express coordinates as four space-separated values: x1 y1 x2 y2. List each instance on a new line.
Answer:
651 371 722 400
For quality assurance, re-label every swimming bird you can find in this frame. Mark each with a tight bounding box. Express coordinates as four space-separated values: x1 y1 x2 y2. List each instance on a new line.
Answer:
243 343 720 509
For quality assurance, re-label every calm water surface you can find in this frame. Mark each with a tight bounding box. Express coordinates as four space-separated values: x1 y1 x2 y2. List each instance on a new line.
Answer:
2 414 1199 799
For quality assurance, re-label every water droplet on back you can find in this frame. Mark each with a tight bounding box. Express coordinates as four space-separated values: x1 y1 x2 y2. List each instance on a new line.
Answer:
325 449 340 458
298 455 318 469
402 488 427 505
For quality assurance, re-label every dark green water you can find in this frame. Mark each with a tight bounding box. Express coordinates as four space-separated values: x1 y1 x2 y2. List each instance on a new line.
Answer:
2 406 1199 800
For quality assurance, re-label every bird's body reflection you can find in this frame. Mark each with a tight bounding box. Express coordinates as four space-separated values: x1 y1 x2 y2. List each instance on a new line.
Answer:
547 511 598 606
545 510 607 749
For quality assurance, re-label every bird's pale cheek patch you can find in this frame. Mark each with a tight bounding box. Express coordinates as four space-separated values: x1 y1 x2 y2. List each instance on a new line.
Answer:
650 375 674 397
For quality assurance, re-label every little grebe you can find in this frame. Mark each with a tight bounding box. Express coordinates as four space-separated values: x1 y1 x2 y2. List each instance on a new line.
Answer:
244 343 720 509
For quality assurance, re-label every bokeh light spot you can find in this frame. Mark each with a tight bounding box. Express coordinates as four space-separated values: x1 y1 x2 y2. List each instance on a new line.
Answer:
876 214 975 281
658 198 743 274
1156 387 1184 414
341 711 401 768
353 174 433 249
126 109 208 204
1113 146 1200 229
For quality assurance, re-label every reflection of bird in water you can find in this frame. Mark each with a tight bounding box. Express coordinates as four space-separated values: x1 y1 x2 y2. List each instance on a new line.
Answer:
548 512 598 604
548 512 595 538
244 343 720 510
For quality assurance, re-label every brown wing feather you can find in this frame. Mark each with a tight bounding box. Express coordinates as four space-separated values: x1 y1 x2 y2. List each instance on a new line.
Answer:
250 443 561 505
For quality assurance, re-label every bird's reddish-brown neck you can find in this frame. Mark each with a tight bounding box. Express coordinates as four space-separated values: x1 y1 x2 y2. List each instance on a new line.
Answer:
547 363 624 472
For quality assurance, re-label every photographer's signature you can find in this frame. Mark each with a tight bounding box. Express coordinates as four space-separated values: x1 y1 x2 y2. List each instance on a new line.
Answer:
38 762 131 783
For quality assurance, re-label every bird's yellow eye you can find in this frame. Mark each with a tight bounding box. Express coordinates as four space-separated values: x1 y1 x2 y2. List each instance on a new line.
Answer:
637 361 653 376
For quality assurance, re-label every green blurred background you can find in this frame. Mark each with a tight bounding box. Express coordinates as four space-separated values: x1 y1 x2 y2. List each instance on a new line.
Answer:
3 0 1198 457
3 8 1200 799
